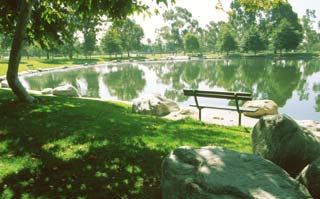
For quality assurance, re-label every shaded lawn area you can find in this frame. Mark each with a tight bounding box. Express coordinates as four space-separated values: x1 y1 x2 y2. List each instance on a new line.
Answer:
0 89 252 199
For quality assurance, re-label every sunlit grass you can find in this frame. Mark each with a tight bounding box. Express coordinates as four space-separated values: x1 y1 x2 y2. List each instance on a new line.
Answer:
0 89 252 198
0 57 104 75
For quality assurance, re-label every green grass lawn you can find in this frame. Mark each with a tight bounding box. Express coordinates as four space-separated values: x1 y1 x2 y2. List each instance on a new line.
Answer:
0 89 252 199
0 56 149 76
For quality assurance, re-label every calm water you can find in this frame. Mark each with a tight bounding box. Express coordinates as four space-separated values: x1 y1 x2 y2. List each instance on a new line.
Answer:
22 59 320 120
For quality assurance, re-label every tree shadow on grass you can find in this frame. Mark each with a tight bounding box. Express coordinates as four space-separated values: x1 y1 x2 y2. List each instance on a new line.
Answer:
0 90 251 198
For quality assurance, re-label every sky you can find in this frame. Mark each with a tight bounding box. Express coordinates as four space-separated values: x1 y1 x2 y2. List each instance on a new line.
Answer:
133 0 320 42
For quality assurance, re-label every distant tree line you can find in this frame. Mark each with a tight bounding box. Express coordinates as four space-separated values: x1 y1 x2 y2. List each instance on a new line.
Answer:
1 1 319 60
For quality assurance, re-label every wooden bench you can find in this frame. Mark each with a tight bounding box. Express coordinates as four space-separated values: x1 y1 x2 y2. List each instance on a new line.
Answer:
183 89 258 126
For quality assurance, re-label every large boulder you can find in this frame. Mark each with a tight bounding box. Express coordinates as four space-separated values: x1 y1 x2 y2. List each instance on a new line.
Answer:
52 84 79 97
296 157 320 199
161 146 312 199
252 114 320 176
132 94 180 116
243 100 278 118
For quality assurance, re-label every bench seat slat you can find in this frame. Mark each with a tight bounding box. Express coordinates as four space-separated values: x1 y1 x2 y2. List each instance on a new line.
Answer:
183 89 252 100
183 89 252 96
184 90 252 96
186 93 252 100
189 105 258 112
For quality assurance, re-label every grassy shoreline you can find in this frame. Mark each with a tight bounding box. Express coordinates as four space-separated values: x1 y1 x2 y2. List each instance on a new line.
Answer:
0 89 251 198
1 52 319 76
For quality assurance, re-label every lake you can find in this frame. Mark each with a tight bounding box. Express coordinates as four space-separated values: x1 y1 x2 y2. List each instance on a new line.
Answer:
21 58 320 121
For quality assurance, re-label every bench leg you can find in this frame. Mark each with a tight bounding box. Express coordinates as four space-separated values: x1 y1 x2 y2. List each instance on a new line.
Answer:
198 108 202 121
238 112 242 126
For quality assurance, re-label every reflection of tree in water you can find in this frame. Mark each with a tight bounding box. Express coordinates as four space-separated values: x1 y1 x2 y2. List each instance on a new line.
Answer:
313 83 320 112
316 96 320 112
182 62 201 86
80 72 99 98
24 74 65 90
151 59 304 106
23 69 93 91
296 59 320 101
207 59 302 107
238 59 269 93
301 59 320 76
207 60 239 90
153 61 205 102
259 60 301 107
103 65 146 101
160 62 186 102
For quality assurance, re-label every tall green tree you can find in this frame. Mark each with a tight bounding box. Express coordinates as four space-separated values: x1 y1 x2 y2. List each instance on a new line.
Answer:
101 28 122 56
271 18 303 53
217 25 237 54
267 2 303 52
82 30 96 58
184 33 200 53
204 21 223 52
301 9 319 52
113 19 144 57
229 0 260 39
240 26 267 54
160 7 201 54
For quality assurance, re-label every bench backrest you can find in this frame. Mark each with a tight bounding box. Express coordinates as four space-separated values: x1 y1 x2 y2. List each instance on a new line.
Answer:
183 89 253 101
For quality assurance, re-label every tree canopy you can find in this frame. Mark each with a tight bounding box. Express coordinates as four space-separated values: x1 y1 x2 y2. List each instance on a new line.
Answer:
240 26 266 54
112 19 144 57
101 29 122 56
184 33 200 53
217 25 237 54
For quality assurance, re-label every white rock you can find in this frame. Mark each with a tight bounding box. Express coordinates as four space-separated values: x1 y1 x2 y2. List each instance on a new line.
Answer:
243 100 278 118
41 88 53 95
132 94 180 116
52 84 79 97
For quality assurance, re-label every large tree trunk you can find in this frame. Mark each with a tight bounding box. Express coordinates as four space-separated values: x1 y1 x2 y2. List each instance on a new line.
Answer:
7 0 36 103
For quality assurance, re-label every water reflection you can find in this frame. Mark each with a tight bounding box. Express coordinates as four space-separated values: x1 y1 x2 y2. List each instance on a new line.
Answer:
314 83 320 112
103 65 146 101
22 59 320 120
